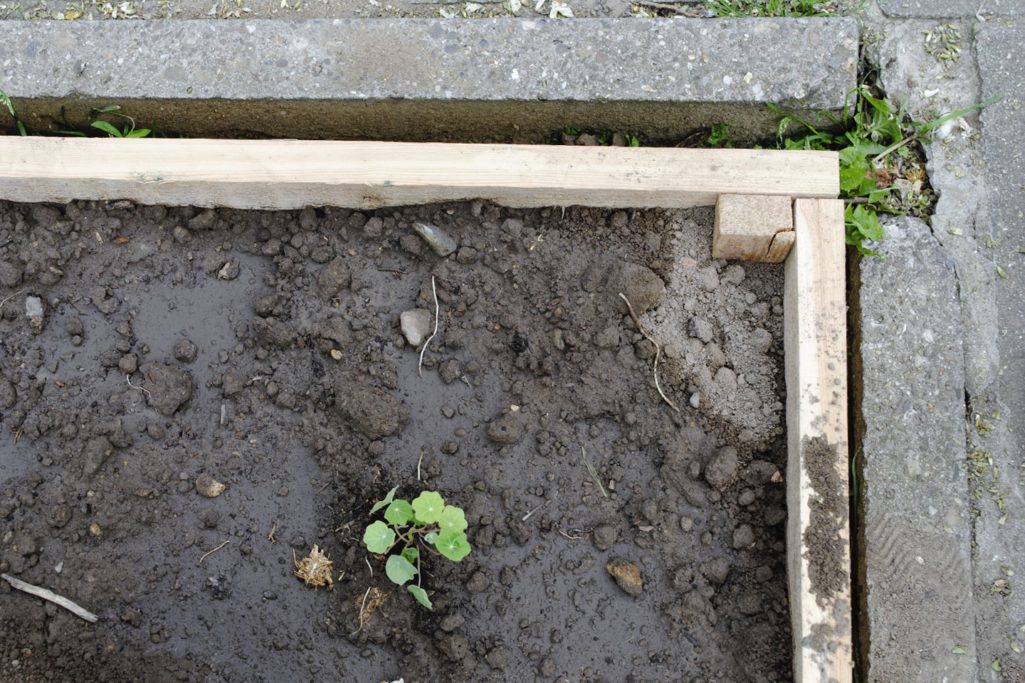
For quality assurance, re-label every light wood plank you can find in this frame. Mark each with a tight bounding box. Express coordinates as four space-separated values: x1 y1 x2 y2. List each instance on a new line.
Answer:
784 198 851 683
0 137 838 210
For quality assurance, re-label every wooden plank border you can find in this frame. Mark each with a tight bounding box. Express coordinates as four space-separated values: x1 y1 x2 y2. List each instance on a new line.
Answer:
0 137 851 681
785 198 852 682
0 137 838 211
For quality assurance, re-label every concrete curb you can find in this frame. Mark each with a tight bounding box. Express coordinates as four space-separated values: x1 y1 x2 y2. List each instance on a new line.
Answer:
0 17 858 142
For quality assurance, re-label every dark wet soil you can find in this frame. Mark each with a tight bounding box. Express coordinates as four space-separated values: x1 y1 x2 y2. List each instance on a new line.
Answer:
0 199 791 682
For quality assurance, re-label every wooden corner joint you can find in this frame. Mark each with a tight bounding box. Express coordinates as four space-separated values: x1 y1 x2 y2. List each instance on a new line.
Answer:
711 193 795 263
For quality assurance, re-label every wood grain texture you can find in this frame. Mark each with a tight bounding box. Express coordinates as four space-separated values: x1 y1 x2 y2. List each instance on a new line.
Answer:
712 193 794 262
0 137 838 210
784 199 851 683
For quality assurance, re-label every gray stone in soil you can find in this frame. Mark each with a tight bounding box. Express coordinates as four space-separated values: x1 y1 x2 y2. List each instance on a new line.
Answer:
0 18 858 143
400 309 433 347
413 222 457 258
333 381 408 439
141 363 194 416
856 217 976 683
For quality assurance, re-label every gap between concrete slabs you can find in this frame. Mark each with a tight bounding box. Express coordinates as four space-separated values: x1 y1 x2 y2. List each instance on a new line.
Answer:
0 17 857 142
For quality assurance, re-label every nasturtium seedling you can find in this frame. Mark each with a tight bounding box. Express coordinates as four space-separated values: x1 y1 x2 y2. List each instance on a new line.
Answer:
363 521 395 554
363 488 471 610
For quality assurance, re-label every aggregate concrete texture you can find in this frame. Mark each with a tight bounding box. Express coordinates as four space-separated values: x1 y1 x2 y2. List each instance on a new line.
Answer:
856 216 977 683
858 8 1025 681
0 17 859 141
878 0 1021 18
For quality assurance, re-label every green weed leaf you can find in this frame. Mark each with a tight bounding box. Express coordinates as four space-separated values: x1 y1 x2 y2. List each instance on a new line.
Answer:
370 486 398 515
412 491 445 524
385 554 417 585
407 584 433 610
401 547 419 566
438 505 468 533
384 499 414 525
126 128 151 138
423 531 438 545
435 529 471 562
845 205 885 256
91 120 124 137
363 520 395 553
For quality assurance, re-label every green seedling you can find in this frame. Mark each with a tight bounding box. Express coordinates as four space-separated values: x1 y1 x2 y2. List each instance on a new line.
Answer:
89 105 151 138
0 88 27 136
770 85 1000 255
362 487 471 610
706 122 734 148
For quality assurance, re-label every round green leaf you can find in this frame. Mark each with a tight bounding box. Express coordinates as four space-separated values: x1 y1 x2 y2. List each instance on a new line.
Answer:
412 491 445 524
435 529 471 562
384 499 413 526
385 554 417 586
407 584 433 610
423 531 438 545
401 547 419 566
438 505 467 533
363 520 395 554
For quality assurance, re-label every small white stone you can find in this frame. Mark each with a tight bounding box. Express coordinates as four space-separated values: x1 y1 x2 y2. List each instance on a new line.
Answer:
400 309 432 347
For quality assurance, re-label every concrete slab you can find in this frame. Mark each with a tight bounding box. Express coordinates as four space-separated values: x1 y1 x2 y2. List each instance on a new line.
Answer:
0 17 858 142
878 0 1021 18
855 216 978 683
973 23 1025 680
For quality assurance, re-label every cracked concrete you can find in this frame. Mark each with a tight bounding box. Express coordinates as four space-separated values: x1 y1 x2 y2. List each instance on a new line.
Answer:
859 5 1025 681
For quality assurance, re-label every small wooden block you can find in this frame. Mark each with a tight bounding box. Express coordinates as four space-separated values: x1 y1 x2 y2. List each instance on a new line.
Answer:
712 194 794 262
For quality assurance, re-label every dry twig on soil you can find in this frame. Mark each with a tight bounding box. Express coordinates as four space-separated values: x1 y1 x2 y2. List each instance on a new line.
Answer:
199 540 230 564
1 573 98 623
617 292 680 412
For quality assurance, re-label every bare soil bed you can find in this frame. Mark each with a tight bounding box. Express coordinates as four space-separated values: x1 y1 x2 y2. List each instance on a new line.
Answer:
0 198 791 682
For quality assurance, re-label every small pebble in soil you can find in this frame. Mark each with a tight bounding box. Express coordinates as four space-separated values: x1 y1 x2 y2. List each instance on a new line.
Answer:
606 558 644 597
400 309 432 347
195 473 227 498
413 221 458 257
217 260 241 280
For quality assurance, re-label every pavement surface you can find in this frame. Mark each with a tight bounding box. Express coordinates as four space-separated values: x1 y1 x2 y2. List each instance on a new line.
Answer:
858 3 1025 681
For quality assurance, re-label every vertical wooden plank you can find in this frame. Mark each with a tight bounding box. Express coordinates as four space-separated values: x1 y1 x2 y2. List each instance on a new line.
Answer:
784 198 852 682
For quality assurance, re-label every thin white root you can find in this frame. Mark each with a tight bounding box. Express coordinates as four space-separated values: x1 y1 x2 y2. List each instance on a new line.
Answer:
618 292 680 413
2 573 98 623
418 276 440 377
417 450 425 482
351 586 373 636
